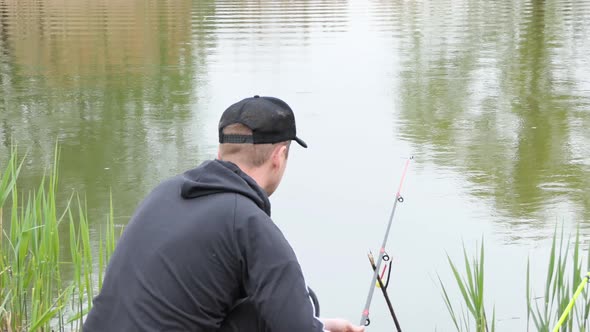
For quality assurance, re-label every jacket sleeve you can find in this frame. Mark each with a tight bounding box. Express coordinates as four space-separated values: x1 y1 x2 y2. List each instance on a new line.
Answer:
235 212 325 332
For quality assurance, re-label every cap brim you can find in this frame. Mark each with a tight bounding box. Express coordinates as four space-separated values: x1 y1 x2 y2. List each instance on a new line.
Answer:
294 136 308 148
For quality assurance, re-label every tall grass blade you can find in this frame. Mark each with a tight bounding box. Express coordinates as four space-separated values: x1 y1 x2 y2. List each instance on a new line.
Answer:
448 254 476 317
439 275 461 331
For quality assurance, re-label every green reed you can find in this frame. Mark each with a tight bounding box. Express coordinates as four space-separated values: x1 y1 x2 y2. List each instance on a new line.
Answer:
0 146 119 332
439 239 495 332
527 227 590 332
440 228 590 332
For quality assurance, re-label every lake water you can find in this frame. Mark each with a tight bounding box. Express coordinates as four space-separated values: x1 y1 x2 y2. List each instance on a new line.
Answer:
1 0 589 330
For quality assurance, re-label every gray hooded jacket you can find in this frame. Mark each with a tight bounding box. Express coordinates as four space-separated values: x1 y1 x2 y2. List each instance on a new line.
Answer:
83 159 324 331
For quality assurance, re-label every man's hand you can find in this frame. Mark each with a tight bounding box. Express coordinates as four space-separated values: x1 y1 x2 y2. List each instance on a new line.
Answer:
321 318 365 332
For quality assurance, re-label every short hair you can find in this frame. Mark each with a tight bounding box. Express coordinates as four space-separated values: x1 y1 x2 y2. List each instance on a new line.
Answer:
219 124 290 168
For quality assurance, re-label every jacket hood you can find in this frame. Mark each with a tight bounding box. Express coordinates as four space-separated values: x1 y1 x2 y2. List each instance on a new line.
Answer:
180 160 271 216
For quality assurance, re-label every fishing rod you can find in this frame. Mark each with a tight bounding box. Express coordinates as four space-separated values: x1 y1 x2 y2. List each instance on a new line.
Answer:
552 271 590 332
368 252 401 331
359 156 412 329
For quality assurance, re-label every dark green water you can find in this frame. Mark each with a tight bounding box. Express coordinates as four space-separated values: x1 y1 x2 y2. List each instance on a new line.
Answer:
1 0 589 329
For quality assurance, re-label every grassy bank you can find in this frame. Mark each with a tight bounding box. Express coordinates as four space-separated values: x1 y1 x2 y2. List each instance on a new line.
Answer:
0 147 118 332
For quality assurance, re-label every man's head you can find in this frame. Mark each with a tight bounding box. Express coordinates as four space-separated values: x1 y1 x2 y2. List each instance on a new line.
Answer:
217 96 307 196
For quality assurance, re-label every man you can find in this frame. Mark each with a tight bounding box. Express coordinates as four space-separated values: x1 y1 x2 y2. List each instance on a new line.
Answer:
84 95 364 332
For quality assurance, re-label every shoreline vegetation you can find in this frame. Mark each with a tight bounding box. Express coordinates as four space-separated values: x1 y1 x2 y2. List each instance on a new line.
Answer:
1 147 589 331
439 232 590 332
1 147 119 332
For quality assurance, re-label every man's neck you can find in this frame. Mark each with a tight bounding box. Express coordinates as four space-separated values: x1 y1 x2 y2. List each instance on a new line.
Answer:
228 160 270 195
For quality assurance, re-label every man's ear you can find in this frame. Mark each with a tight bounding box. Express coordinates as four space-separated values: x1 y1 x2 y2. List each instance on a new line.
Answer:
271 145 287 168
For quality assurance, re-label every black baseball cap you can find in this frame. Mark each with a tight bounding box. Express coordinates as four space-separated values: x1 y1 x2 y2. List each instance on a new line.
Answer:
218 95 307 148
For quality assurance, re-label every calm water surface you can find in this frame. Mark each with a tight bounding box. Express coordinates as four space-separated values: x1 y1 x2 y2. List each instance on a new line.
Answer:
1 0 590 330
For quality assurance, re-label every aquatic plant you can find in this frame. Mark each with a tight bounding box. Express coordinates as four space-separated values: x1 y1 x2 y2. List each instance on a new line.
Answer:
0 146 118 332
527 227 590 332
439 239 495 332
440 228 590 332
